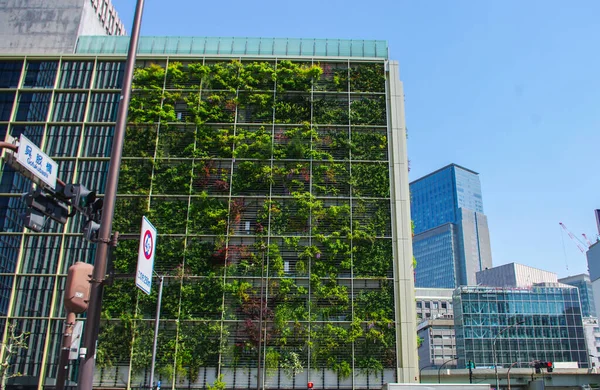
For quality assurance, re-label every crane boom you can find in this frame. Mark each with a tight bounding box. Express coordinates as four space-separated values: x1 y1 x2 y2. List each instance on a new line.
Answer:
582 234 593 247
559 222 587 253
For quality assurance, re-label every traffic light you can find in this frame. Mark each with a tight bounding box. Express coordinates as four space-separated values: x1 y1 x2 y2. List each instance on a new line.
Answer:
23 187 69 226
546 361 553 372
534 361 541 374
63 184 102 217
307 382 313 389
83 220 101 242
23 209 46 232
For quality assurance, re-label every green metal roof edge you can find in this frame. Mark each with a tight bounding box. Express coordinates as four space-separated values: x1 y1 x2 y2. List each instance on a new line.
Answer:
75 36 388 59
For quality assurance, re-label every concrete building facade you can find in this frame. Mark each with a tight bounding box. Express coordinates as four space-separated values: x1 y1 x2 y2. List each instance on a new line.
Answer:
476 263 558 288
0 0 125 54
417 317 456 370
0 36 417 389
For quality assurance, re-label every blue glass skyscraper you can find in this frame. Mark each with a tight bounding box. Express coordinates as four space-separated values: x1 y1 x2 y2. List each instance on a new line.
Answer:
410 164 492 288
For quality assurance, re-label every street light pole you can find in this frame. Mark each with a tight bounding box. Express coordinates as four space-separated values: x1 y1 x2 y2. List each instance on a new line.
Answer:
76 0 145 389
437 357 457 384
493 321 524 390
419 364 435 383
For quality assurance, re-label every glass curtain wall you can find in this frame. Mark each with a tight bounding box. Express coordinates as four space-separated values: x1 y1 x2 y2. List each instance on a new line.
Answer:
454 287 588 369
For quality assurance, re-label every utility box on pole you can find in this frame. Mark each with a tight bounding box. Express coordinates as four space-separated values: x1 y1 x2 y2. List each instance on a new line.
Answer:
65 262 93 314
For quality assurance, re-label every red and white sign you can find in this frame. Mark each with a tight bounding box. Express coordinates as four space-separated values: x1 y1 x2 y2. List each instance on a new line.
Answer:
136 216 157 295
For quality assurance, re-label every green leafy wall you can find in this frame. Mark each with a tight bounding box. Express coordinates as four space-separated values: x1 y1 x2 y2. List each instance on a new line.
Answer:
99 58 394 386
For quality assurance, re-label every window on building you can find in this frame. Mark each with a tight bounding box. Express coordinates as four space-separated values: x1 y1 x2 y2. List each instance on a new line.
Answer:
441 302 447 309
95 61 125 89
425 302 430 309
0 92 15 121
52 93 87 122
59 61 93 89
15 92 51 121
416 301 422 309
594 327 600 333
433 302 439 309
0 61 23 88
23 61 58 88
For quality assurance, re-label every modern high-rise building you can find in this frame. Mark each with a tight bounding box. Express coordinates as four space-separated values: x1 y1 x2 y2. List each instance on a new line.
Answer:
0 36 417 389
0 0 125 54
453 285 588 370
410 164 492 288
559 274 597 318
588 241 600 322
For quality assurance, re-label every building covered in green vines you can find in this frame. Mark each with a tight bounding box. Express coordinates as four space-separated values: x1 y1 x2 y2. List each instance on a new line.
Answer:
0 36 416 389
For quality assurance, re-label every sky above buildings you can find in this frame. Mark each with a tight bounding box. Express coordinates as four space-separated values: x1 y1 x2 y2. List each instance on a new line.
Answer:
111 0 600 278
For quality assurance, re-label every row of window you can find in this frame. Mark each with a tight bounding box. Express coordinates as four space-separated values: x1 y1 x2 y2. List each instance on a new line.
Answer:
0 91 119 123
0 61 124 90
416 300 452 310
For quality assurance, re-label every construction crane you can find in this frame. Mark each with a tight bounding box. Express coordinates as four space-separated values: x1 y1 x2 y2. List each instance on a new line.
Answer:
582 233 593 247
559 222 588 254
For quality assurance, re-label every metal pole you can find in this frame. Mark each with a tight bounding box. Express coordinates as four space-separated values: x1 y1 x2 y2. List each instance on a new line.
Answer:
437 357 456 384
493 321 524 390
77 0 145 389
149 275 164 389
418 365 434 383
256 249 265 390
56 312 76 390
507 361 523 390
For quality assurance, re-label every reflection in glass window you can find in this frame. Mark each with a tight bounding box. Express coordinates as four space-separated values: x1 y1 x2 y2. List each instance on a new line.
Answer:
95 61 125 89
88 93 119 122
59 61 93 89
15 93 51 122
52 93 87 122
0 61 23 88
0 92 15 121
23 61 58 88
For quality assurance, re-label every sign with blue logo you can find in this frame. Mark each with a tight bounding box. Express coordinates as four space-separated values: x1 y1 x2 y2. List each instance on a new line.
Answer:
136 216 157 295
16 135 58 189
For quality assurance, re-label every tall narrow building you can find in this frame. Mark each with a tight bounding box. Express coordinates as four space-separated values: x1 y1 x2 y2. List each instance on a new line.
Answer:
0 36 417 389
410 164 492 288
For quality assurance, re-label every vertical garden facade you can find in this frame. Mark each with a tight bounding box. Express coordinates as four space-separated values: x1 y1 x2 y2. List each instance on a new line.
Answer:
0 37 416 389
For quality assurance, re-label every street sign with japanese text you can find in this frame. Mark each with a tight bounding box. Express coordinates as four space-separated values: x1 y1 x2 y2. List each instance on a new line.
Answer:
136 216 157 295
16 135 58 189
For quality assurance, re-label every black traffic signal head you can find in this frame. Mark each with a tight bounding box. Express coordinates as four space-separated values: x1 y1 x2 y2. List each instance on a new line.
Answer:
23 188 69 225
23 209 46 232
83 220 101 242
546 361 553 372
64 184 99 216
534 361 541 374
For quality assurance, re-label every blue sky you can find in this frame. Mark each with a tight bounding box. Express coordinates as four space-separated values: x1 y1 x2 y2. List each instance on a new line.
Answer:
111 0 600 278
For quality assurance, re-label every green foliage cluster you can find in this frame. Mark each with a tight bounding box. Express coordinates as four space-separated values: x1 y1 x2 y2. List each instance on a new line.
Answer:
103 59 397 380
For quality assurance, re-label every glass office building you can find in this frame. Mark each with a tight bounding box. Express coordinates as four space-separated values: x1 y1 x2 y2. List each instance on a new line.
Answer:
0 36 417 389
559 274 597 318
453 286 588 369
410 164 492 288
